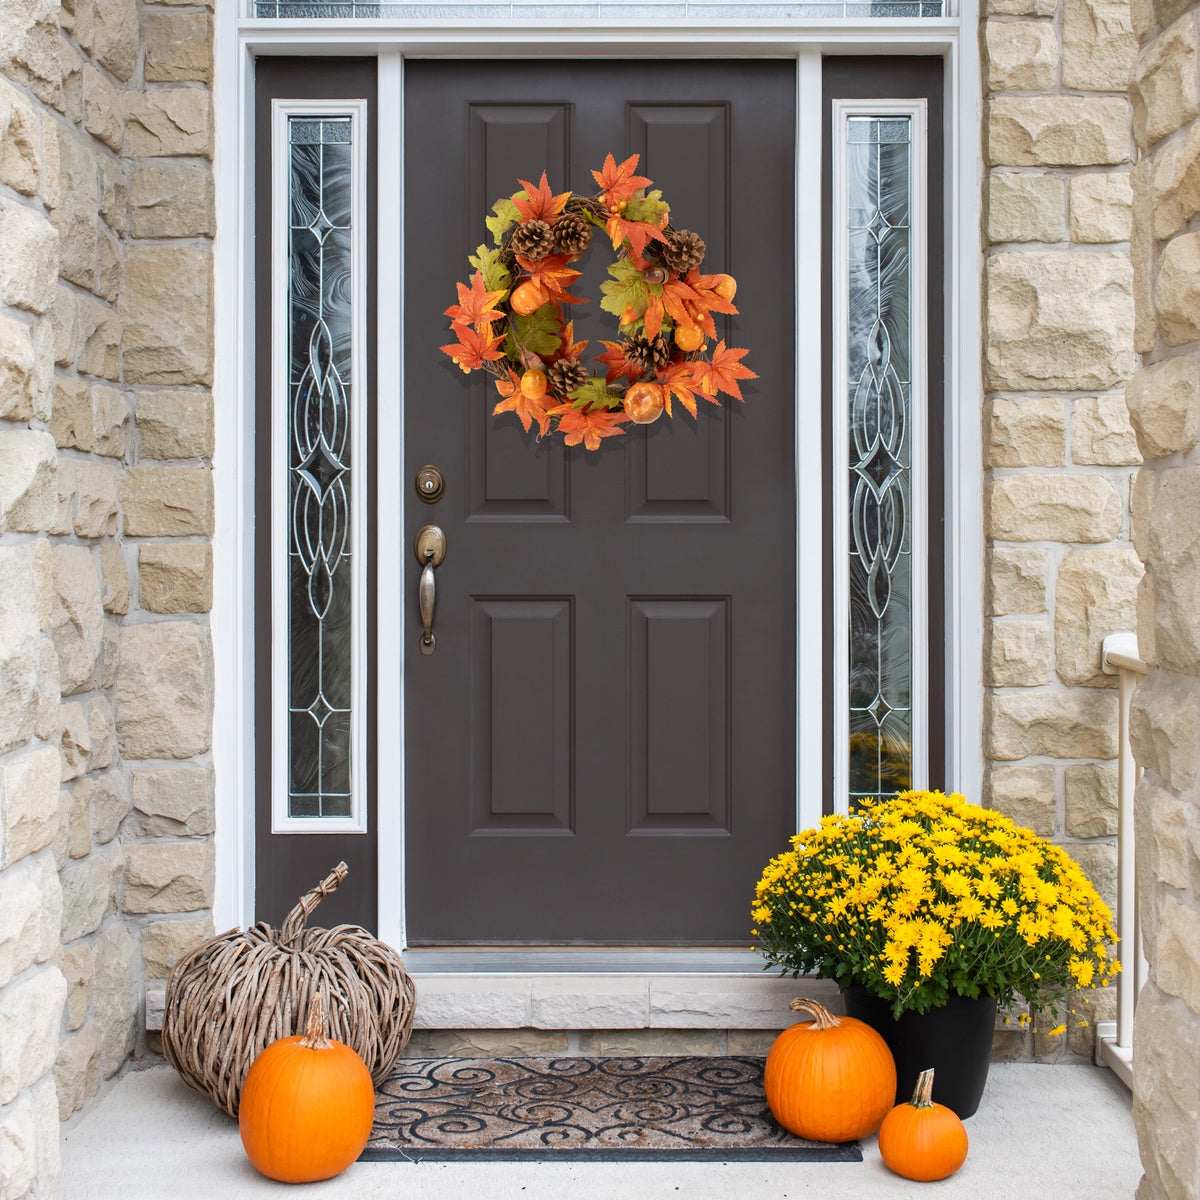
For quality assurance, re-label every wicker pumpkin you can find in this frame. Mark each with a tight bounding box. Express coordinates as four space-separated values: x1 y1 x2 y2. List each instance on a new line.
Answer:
161 863 416 1116
878 1067 969 1181
764 996 897 1143
239 995 375 1183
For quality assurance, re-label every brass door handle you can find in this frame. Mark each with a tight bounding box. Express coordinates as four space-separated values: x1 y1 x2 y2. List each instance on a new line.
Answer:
414 525 446 655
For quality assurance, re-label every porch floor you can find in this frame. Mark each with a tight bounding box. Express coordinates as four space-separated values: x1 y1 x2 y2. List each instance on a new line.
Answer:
62 1056 1140 1198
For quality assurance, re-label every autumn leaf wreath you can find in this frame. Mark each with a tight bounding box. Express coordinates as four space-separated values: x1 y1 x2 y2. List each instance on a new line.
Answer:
441 153 757 451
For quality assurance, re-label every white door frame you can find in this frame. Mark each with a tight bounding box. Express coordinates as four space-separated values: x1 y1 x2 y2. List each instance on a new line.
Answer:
211 16 983 948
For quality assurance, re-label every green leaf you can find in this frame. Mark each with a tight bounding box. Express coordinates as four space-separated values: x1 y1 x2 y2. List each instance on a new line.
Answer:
568 377 623 409
485 196 521 244
600 257 650 320
468 243 512 293
623 188 669 228
505 304 561 358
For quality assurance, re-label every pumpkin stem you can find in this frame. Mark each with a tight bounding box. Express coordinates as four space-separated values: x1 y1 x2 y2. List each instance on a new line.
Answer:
788 997 843 1030
281 862 349 945
299 994 334 1050
911 1067 937 1108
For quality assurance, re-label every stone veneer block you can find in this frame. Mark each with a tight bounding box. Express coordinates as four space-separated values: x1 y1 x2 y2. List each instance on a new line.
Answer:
50 545 103 695
90 770 128 844
1064 763 1119 837
0 745 61 868
0 78 39 196
985 252 1135 391
1130 671 1200 789
1069 173 1134 244
1132 15 1200 147
983 764 1056 835
82 64 121 154
122 841 215 914
76 294 120 382
987 96 1132 166
0 854 61 990
59 842 122 943
92 923 138 1080
987 474 1123 542
403 1030 570 1058
1070 395 1141 464
1152 122 1200 239
139 916 214 980
53 1023 100 1122
130 164 215 241
1127 353 1200 458
0 968 67 1107
57 942 92 1032
0 311 35 421
49 376 91 452
987 546 1049 614
143 12 213 83
987 173 1065 244
0 198 58 315
135 389 214 460
0 546 39 755
986 688 1119 759
0 429 56 534
1155 231 1200 344
532 979 649 1029
120 467 214 537
139 543 213 613
115 622 214 759
1145 466 1200 673
1055 548 1143 685
98 543 128 615
1137 779 1192 888
984 19 1058 91
1062 0 1140 91
131 765 215 837
984 396 1065 466
122 245 213 385
90 385 129 459
123 89 213 160
86 0 139 81
986 618 1051 686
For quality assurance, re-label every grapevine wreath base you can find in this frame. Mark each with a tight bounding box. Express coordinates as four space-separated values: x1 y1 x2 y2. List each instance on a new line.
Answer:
441 153 757 451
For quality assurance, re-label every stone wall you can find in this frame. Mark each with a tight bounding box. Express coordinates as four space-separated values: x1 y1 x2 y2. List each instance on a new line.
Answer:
1127 0 1200 1191
0 0 215 1194
982 0 1142 1055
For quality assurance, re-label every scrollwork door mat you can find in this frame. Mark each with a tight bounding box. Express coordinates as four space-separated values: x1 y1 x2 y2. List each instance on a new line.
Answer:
362 1056 862 1163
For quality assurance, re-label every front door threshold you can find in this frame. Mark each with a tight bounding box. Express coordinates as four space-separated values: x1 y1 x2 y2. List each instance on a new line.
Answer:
404 949 840 1032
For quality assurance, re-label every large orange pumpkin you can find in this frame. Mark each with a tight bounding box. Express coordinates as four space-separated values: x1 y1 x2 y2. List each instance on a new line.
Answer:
238 995 376 1183
878 1067 969 1181
764 996 897 1143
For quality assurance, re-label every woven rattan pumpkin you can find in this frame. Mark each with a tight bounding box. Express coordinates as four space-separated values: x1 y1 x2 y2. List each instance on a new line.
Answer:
161 862 416 1117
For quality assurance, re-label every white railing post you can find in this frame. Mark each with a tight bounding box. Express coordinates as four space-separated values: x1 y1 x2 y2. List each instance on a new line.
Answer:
1096 631 1146 1090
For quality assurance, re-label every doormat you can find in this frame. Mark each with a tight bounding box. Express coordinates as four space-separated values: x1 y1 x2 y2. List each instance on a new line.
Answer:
361 1056 862 1162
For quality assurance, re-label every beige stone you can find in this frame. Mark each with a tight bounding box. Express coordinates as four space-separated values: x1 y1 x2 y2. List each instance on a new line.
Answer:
0 78 39 196
50 544 102 695
1128 353 1200 458
49 458 76 538
1132 464 1158 563
1064 763 1119 837
0 0 62 108
0 547 39 755
985 253 1135 391
0 310 35 421
77 293 120 381
99 543 128 615
1063 0 1139 91
986 689 1119 759
122 840 215 913
59 841 122 943
90 771 127 846
579 1029 725 1056
1146 465 1200 673
73 462 119 540
59 700 90 782
115 622 214 759
1071 395 1142 465
984 396 1065 466
140 917 214 980
90 384 129 458
58 941 93 1031
81 63 121 153
1069 173 1133 244
100 616 118 690
1133 17 1200 148
140 543 212 613
124 89 214 160
130 163 215 240
0 854 61 991
121 466 214 537
0 745 61 868
987 0 1056 13
1155 232 1200 345
403 1029 570 1058
136 390 214 459
67 778 91 859
984 20 1057 91
86 0 138 80
987 474 1123 542
1130 671 1200 790
49 282 78 368
1055 548 1143 685
1151 123 1200 239
47 127 97 292
92 923 138 1080
144 12 213 83
123 245 213 385
0 198 57 315
1155 0 1196 29
983 763 1056 834
987 96 1132 166
87 697 115 772
1133 158 1156 356
1068 842 1119 911
986 618 1051 686
53 1022 100 1121
33 639 61 747
987 547 1048 614
50 375 92 452
987 173 1064 244
0 967 67 1108
1137 779 1191 889
95 225 119 304
131 765 215 837
98 154 126 237
59 38 82 125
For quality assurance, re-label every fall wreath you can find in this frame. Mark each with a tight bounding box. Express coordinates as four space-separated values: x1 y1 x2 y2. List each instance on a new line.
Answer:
441 153 757 451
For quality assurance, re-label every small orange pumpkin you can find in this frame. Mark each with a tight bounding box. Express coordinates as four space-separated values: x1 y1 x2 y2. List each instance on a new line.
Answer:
623 381 666 424
878 1067 969 1181
764 996 897 1143
238 995 375 1183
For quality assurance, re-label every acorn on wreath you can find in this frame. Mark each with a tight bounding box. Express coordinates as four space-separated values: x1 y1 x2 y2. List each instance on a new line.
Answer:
440 153 757 451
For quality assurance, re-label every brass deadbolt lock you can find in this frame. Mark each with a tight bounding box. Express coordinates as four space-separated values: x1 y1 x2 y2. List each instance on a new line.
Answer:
415 464 445 504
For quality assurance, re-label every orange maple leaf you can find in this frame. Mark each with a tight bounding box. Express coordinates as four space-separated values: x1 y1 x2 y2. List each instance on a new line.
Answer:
659 277 705 334
550 404 629 451
694 340 758 402
595 339 643 386
642 292 666 341
441 322 505 372
605 213 669 262
657 360 704 418
493 369 553 437
444 271 507 328
591 153 652 210
685 269 740 317
558 320 588 362
521 253 585 304
513 173 571 224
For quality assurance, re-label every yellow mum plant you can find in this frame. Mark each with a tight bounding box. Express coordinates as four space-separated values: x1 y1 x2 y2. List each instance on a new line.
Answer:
752 789 1120 1018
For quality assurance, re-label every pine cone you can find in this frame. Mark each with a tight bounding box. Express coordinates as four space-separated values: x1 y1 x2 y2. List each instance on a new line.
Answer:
554 214 593 256
661 229 706 274
624 334 671 374
548 359 588 396
511 219 555 261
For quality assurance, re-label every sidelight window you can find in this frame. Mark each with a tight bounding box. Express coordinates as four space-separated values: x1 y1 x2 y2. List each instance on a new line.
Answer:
252 1 945 18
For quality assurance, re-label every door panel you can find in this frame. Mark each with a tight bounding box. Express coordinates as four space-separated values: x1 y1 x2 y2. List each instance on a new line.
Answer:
403 60 796 945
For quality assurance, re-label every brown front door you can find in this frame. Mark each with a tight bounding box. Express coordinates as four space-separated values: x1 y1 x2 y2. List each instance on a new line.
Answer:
403 61 797 945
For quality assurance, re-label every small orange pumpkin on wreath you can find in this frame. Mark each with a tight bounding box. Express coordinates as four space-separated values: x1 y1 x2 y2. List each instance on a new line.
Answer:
441 153 757 451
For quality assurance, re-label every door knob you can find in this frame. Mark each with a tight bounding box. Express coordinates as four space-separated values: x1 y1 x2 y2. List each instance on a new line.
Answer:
414 525 446 655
